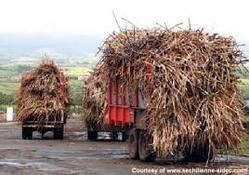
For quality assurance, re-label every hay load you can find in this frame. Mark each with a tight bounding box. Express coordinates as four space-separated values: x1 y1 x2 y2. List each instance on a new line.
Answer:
83 26 246 159
17 60 70 123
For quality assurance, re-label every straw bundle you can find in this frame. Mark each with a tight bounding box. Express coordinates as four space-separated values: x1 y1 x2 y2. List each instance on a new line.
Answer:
16 60 70 123
83 27 246 158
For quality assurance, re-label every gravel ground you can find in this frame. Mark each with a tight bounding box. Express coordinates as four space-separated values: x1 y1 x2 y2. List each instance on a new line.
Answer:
0 117 248 175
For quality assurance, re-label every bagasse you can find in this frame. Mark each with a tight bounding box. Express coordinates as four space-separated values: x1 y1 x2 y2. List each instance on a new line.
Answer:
83 27 246 159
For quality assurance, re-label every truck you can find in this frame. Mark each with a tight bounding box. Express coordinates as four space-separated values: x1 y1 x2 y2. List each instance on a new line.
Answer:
22 114 66 140
18 63 70 140
86 64 213 162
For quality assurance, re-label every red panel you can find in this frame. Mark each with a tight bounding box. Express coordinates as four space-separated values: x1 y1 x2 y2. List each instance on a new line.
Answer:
107 80 137 127
108 83 112 124
114 81 118 125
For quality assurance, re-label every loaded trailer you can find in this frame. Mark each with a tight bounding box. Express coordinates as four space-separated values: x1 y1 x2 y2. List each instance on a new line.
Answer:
86 66 213 162
16 60 70 140
84 28 244 163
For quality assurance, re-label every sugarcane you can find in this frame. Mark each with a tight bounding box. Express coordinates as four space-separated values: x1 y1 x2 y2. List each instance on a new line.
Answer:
83 26 247 158
16 59 70 123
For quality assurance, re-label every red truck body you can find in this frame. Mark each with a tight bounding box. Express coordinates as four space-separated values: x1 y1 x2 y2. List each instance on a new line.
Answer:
107 81 137 127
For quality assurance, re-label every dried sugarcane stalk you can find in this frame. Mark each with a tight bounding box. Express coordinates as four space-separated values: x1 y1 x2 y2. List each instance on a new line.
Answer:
16 59 70 123
82 26 247 159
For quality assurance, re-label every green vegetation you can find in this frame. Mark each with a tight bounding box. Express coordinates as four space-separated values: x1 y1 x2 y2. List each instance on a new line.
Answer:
0 57 96 107
64 67 91 78
0 82 19 95
69 79 82 105
240 78 249 100
238 133 249 155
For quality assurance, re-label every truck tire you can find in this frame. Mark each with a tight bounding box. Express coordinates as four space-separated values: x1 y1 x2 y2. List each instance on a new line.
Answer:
121 132 127 142
58 125 64 139
184 145 214 162
22 127 27 139
128 128 139 160
22 127 32 140
87 131 98 140
138 130 156 162
111 131 118 141
111 132 127 142
54 125 64 140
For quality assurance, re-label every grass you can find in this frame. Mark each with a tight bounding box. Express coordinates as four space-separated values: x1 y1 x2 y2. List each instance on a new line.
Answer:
0 79 83 105
0 81 19 95
0 105 17 113
239 78 249 100
64 67 91 77
234 116 249 155
69 79 82 105
237 133 249 155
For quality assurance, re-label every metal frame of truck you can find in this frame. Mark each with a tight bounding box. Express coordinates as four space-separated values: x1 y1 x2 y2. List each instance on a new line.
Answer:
22 115 65 140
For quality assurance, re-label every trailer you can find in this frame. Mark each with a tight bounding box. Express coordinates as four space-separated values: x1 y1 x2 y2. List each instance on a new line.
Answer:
86 75 157 161
86 62 213 162
22 115 65 140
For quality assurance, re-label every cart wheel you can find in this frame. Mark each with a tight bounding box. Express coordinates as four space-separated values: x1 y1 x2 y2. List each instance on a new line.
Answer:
138 130 156 162
87 131 98 140
128 128 139 159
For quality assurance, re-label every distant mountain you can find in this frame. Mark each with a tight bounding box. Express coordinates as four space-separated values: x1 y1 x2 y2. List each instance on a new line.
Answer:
0 33 248 62
0 34 104 59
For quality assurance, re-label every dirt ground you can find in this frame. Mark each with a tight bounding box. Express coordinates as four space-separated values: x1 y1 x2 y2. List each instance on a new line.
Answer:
0 117 248 175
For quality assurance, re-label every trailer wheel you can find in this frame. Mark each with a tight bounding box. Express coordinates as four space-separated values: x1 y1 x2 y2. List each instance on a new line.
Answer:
128 128 139 159
121 132 127 142
54 125 64 140
111 131 118 141
22 127 32 140
138 130 156 162
87 131 98 140
22 127 27 139
184 145 214 162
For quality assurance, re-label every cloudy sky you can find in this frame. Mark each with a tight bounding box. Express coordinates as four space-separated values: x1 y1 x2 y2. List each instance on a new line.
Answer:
0 0 248 57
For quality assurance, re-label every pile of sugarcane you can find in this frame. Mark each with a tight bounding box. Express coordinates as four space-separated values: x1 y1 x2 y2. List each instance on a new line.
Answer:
82 63 108 129
16 60 70 123
83 26 246 158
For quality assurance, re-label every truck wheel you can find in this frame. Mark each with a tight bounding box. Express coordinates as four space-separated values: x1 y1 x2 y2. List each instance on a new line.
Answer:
58 125 64 139
27 129 33 140
138 130 156 162
128 128 139 159
22 127 27 139
22 127 32 140
111 131 118 141
184 145 214 162
121 132 127 142
87 131 98 140
54 125 64 140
